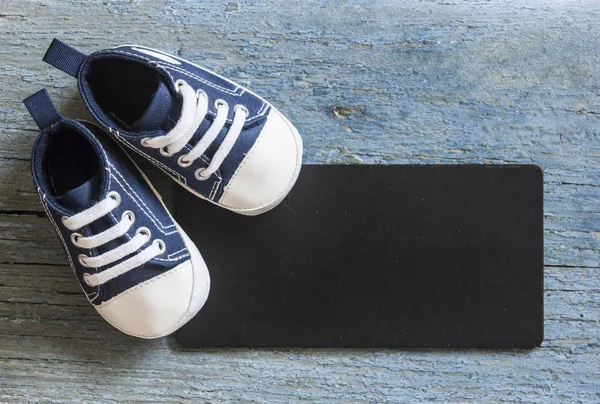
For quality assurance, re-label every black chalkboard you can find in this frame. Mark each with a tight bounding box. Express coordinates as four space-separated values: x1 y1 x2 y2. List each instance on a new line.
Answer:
175 165 543 348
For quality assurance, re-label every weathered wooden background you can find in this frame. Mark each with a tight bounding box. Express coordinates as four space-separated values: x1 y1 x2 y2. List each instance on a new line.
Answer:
1 0 599 402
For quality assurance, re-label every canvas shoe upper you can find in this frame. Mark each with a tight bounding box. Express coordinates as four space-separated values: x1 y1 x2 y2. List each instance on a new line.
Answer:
24 89 210 339
42 39 303 215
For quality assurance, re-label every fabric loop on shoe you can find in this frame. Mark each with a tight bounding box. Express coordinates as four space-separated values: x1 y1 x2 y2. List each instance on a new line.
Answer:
43 38 87 78
23 89 63 130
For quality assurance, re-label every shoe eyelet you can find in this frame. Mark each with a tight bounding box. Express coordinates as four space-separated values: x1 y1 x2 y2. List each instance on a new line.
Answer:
122 210 135 224
70 232 83 246
234 104 249 116
175 79 187 90
83 273 92 286
141 137 152 147
196 89 207 100
107 191 121 207
154 239 166 253
195 168 210 181
177 155 193 168
136 226 151 241
78 254 90 268
214 99 228 110
61 216 69 226
160 146 175 157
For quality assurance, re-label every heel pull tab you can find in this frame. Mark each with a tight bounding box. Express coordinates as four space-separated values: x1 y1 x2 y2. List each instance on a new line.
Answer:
43 38 87 77
23 89 62 130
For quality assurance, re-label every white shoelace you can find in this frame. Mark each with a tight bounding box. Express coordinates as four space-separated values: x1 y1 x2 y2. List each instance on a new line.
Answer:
141 79 249 180
61 191 165 287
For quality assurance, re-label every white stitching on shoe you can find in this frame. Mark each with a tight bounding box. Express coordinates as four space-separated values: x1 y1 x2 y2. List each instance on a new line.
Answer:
131 47 182 65
255 100 269 117
108 162 175 231
154 253 190 262
108 168 178 236
208 178 219 200
209 176 222 200
166 247 186 258
109 128 187 184
100 149 112 190
106 211 188 263
160 64 244 96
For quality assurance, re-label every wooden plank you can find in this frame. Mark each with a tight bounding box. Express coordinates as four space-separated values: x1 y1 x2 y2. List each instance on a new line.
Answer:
0 0 599 402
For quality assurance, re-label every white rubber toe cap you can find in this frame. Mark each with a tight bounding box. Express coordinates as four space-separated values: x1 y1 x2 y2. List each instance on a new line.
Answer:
95 245 209 339
218 108 303 215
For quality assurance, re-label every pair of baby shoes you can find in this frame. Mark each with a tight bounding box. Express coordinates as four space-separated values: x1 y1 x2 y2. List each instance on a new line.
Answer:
25 39 303 338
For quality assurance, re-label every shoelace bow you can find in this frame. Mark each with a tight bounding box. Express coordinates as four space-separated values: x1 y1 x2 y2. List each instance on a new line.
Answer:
61 191 165 287
140 79 249 180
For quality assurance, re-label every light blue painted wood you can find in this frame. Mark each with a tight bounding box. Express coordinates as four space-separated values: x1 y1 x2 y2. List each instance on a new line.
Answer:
0 0 598 402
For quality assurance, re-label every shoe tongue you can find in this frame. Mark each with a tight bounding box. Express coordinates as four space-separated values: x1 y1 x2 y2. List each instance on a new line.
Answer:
132 81 181 132
55 174 101 213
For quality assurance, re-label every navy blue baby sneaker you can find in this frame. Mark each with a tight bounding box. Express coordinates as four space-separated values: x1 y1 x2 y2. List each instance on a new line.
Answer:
43 39 303 215
24 90 210 339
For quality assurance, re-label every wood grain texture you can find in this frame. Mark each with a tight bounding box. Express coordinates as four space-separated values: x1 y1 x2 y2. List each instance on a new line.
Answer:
0 0 599 402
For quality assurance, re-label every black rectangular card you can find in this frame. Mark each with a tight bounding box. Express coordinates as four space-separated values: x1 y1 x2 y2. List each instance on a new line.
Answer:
175 165 543 348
